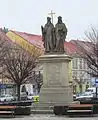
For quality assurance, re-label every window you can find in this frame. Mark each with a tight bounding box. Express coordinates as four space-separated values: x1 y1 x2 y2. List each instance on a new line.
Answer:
33 85 35 88
73 71 78 79
73 85 77 94
83 59 87 69
86 84 89 90
21 85 26 92
79 58 82 69
72 58 78 69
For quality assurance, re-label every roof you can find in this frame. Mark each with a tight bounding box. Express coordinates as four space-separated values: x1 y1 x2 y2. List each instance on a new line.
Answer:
8 30 80 55
0 29 15 46
11 31 44 49
6 30 89 56
70 40 92 53
64 41 81 55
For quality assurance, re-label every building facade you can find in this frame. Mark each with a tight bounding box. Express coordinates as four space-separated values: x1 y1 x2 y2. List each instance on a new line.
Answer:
65 41 92 93
0 29 93 95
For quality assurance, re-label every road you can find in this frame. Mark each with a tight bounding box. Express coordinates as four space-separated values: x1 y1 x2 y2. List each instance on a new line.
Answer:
2 114 98 120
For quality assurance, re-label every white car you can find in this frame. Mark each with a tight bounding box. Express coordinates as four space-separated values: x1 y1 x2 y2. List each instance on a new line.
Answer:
27 94 39 102
76 92 93 101
86 87 96 93
0 94 15 102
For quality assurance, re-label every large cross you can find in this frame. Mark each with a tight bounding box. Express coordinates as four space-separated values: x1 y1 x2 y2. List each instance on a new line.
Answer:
48 10 55 23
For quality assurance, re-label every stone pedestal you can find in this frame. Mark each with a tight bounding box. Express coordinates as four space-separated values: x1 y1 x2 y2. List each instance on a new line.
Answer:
39 54 73 106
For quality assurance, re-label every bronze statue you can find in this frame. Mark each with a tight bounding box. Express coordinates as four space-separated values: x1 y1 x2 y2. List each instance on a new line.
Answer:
41 17 54 53
41 16 67 53
55 16 67 52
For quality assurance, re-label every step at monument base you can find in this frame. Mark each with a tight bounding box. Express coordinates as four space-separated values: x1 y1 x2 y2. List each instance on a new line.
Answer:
31 103 54 114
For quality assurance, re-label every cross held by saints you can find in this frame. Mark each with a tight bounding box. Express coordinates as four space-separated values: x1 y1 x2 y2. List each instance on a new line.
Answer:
48 10 55 23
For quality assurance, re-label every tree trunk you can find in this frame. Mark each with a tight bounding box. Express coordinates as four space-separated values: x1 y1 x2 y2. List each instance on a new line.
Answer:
37 83 43 93
17 84 21 101
79 84 82 93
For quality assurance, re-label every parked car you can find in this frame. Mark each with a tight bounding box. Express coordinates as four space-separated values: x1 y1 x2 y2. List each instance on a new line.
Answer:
27 94 33 100
0 94 15 102
73 93 80 101
27 94 39 102
14 92 28 101
86 87 96 94
20 92 28 100
76 92 94 101
73 94 76 101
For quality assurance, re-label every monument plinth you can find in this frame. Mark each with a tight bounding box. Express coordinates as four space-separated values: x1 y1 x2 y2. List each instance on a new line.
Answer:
39 54 73 106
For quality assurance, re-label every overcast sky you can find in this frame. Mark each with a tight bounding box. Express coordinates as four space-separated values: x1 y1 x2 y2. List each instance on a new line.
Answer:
0 0 98 40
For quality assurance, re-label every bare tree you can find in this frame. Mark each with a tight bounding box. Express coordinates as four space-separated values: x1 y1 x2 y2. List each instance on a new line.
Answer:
0 29 11 64
2 45 41 101
84 28 98 77
73 72 86 93
32 71 43 93
74 27 98 78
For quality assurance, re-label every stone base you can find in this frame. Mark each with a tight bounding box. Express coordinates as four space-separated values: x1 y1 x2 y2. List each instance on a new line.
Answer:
39 86 73 106
39 54 73 107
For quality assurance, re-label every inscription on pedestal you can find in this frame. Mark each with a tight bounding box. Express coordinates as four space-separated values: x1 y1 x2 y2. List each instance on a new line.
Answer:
46 63 61 85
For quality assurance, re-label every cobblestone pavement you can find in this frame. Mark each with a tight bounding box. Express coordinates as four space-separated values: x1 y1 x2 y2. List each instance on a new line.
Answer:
2 114 98 120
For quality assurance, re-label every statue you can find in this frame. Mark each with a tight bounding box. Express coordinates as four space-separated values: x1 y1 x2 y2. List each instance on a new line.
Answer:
55 16 67 52
41 17 55 53
41 16 67 53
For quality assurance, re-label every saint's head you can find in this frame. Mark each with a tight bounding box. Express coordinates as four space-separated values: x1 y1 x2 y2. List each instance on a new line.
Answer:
47 17 51 23
58 16 62 23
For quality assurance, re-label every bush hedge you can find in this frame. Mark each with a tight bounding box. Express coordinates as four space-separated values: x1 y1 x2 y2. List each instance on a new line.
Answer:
54 106 68 115
14 107 31 115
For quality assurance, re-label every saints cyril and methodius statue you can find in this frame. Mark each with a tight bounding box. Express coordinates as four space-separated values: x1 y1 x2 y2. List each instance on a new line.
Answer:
41 13 67 53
